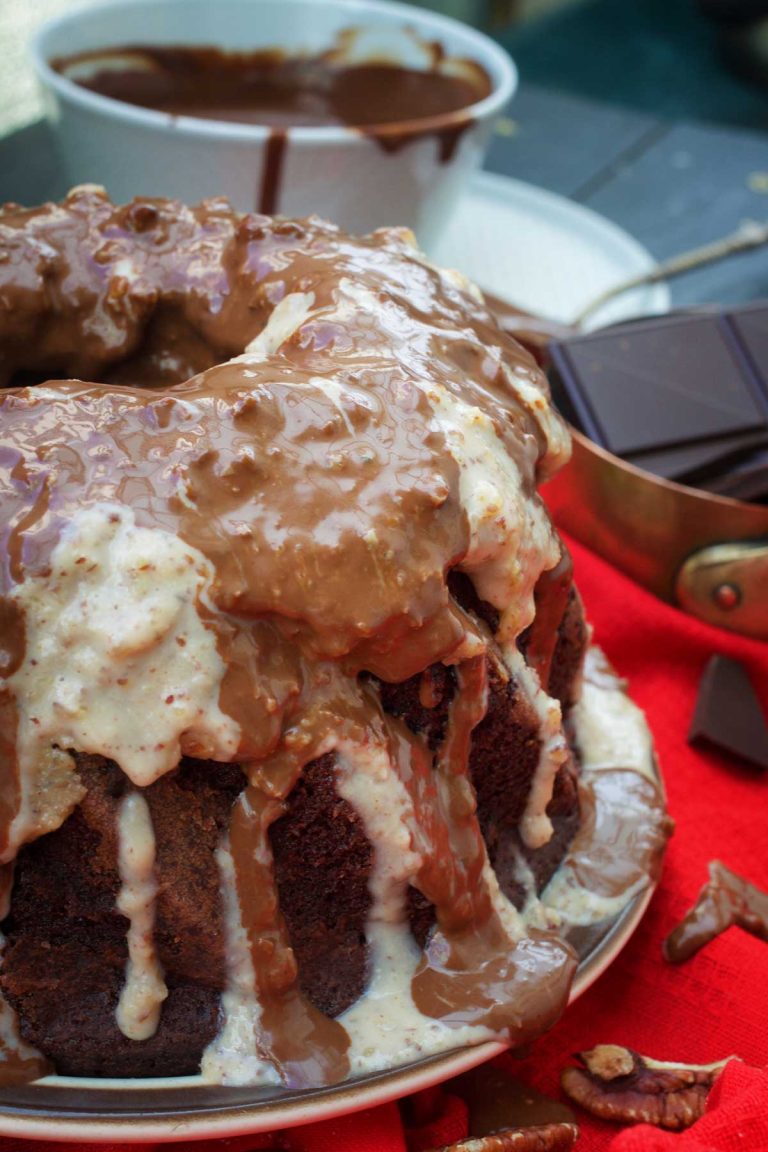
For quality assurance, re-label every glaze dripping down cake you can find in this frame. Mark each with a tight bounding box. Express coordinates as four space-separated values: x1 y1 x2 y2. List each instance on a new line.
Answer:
0 187 669 1087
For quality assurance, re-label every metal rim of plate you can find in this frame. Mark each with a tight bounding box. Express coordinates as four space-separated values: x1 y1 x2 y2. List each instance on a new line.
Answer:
0 830 658 1142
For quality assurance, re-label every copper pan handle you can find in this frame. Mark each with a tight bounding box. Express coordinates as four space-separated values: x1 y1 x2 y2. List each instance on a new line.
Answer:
675 541 768 640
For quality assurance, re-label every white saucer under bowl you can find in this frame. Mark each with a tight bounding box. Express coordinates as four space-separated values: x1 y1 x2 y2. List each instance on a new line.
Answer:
430 170 669 328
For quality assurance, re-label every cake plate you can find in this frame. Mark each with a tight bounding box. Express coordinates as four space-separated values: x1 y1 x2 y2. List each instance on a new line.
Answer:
431 170 670 328
0 879 656 1143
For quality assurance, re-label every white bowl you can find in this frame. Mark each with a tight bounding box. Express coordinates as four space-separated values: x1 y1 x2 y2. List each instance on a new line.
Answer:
31 0 516 250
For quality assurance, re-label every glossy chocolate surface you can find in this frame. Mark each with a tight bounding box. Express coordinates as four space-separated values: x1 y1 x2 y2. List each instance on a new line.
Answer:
54 44 490 129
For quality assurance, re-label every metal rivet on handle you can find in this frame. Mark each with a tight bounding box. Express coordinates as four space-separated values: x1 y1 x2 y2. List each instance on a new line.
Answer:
712 583 741 611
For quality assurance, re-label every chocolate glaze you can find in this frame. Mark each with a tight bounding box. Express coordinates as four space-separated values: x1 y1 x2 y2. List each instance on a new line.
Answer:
523 550 574 689
566 770 669 899
538 648 672 941
482 291 574 371
664 860 768 964
411 656 576 1033
0 188 576 1086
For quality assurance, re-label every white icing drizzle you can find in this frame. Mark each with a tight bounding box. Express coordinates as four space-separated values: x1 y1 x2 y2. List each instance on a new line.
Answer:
242 291 316 360
7 504 241 854
333 734 498 1074
430 387 549 633
115 791 168 1041
570 648 655 782
504 646 569 851
419 384 569 854
200 842 280 1087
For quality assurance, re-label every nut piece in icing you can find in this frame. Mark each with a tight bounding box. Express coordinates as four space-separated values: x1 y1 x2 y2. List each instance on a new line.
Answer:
561 1045 737 1130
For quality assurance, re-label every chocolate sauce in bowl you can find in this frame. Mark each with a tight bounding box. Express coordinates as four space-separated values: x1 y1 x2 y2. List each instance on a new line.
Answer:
52 41 493 215
53 45 490 128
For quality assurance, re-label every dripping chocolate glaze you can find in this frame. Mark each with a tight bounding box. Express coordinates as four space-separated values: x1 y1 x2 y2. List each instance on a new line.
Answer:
0 187 580 1087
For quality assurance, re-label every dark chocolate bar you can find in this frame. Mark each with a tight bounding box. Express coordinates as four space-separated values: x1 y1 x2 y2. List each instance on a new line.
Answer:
689 654 768 770
548 302 768 502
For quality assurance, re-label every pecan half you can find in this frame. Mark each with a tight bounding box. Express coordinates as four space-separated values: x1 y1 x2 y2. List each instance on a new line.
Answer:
425 1123 579 1151
561 1045 737 1130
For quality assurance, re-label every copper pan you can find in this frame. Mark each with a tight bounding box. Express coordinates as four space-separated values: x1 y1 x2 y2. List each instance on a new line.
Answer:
543 429 768 641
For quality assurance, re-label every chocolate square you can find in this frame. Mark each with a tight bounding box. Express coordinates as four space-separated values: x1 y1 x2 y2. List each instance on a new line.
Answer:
551 315 767 457
628 429 768 483
729 303 768 390
689 654 768 770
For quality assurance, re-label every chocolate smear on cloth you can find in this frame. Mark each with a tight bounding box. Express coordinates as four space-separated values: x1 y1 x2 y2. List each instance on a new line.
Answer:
403 1052 579 1149
548 304 768 502
561 1045 736 1131
453 1063 576 1133
663 860 768 964
689 654 768 770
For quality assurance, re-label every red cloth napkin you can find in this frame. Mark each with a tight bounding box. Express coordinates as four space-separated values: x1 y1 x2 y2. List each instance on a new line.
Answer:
1 533 766 1151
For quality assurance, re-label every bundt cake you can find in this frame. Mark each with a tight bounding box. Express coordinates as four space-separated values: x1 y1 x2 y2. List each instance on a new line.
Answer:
0 187 668 1088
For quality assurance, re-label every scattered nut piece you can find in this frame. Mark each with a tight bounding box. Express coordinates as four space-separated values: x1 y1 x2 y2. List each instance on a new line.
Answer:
561 1045 737 1130
425 1124 579 1151
664 860 768 964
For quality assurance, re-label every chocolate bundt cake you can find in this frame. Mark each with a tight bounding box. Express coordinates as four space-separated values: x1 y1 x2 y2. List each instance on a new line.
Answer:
0 187 667 1088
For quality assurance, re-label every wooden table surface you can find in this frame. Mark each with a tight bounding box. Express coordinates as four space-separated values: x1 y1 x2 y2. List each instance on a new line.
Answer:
2 82 767 309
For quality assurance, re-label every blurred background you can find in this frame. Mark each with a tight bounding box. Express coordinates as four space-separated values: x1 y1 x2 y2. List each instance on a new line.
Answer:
3 0 768 138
